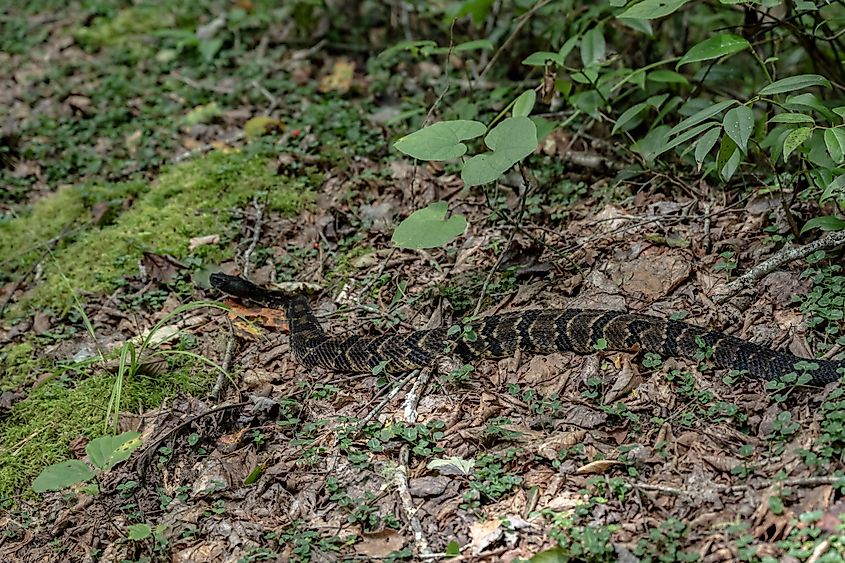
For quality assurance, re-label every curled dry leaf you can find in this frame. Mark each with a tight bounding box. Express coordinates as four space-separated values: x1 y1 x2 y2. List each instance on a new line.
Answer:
574 459 625 475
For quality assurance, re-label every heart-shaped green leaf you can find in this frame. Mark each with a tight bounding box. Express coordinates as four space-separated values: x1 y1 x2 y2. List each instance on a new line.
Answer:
392 201 467 249
393 120 486 161
87 431 142 471
32 460 96 493
462 117 538 187
801 216 845 234
512 90 536 118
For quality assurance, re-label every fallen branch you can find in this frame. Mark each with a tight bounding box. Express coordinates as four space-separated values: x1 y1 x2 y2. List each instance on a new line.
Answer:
396 367 434 557
714 230 845 304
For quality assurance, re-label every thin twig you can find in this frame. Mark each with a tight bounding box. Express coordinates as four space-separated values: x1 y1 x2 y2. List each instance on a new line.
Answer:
396 367 434 557
210 318 235 401
396 444 432 557
473 166 532 317
635 474 845 497
478 0 553 80
714 230 845 304
353 370 419 437
251 79 278 112
242 195 266 277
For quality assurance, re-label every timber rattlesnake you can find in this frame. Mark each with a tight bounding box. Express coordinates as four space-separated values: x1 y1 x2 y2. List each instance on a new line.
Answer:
210 273 844 385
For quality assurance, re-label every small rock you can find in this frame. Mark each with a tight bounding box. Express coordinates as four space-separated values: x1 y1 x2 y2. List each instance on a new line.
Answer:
409 476 450 497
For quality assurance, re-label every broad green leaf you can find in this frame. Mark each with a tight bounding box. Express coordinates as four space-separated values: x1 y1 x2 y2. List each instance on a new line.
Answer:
512 90 536 118
769 113 814 124
558 36 578 61
783 126 812 160
426 456 475 475
833 106 845 120
695 126 722 168
648 70 688 84
612 102 648 134
392 202 467 249
667 99 735 137
462 116 538 186
450 39 494 53
822 173 845 202
659 122 719 157
198 38 223 63
618 17 653 36
531 116 556 142
581 27 606 66
759 74 831 96
32 460 96 492
785 93 838 122
87 431 142 470
722 106 754 153
807 129 836 169
446 540 461 556
127 523 152 540
394 120 486 161
378 40 437 59
677 34 750 68
428 39 494 55
570 90 603 118
522 51 563 66
646 94 669 109
801 216 845 234
716 136 740 181
824 128 845 163
619 0 690 19
631 124 670 165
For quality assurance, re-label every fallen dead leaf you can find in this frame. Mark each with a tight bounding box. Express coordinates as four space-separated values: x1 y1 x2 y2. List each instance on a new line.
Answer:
226 299 289 330
534 431 587 461
189 234 220 250
320 58 355 93
575 459 625 475
140 252 184 283
469 518 505 555
354 529 406 558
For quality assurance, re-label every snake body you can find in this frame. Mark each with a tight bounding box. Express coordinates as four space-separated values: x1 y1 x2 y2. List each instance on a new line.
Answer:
210 273 844 385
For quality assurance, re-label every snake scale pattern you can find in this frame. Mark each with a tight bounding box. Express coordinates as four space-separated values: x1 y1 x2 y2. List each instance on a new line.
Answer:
210 273 844 385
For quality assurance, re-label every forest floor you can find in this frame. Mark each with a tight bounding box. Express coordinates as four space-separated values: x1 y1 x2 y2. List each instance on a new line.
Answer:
1 3 844 563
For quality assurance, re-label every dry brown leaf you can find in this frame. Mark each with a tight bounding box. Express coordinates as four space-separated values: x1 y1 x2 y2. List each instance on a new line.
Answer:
225 299 289 330
189 234 220 250
354 529 406 558
319 58 355 93
534 431 587 460
469 519 504 555
140 252 184 283
575 459 625 475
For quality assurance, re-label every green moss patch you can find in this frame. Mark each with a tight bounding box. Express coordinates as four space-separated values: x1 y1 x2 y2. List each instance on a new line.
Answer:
0 363 214 503
4 150 312 314
0 343 39 393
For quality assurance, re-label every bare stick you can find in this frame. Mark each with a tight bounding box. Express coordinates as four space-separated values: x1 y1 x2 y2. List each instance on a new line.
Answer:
210 318 235 401
242 195 266 277
714 230 845 304
396 367 434 557
353 370 419 436
478 0 553 80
